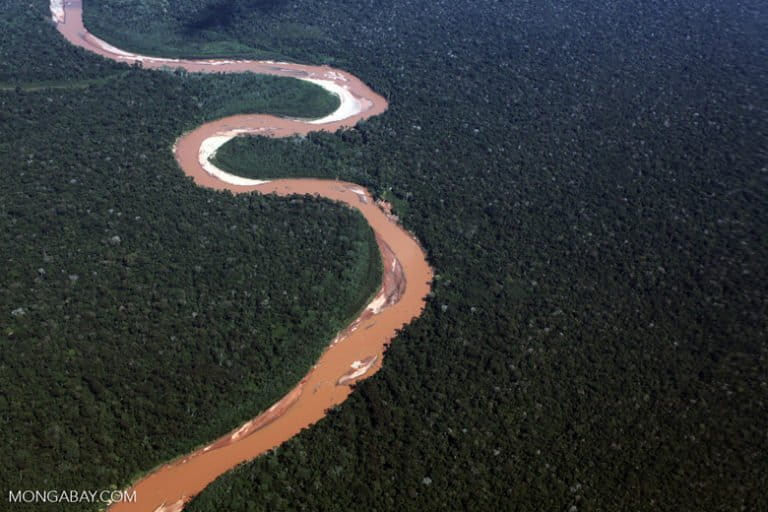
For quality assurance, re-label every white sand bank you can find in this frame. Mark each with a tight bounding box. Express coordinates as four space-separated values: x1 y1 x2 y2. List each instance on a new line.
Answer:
198 132 270 186
303 78 363 124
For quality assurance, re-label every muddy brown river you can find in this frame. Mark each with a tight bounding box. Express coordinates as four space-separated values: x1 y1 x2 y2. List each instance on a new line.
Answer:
51 1 432 511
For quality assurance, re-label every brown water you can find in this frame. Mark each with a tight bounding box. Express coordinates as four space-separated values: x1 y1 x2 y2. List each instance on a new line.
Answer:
53 2 432 511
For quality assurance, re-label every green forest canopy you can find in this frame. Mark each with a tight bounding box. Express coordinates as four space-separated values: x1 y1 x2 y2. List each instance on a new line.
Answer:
2 0 767 511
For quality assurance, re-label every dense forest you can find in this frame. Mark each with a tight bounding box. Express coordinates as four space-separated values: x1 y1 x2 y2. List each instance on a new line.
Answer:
212 133 367 181
2 0 767 511
0 1 121 82
83 0 301 60
85 0 768 511
0 1 379 510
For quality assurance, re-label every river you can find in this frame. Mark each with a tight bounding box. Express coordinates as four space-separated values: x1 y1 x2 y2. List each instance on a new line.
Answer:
51 1 432 511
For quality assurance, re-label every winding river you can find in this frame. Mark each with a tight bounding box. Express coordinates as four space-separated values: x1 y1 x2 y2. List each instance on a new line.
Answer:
50 1 432 511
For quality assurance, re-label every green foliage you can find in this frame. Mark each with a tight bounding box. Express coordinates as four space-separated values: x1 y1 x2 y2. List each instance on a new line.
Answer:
0 72 129 92
2 0 767 511
211 132 366 182
0 0 123 82
165 71 339 120
83 0 302 60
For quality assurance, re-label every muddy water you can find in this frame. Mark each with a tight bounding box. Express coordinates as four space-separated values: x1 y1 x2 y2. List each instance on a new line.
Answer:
53 2 432 511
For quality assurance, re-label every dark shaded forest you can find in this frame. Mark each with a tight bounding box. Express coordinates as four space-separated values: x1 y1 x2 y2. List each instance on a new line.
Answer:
3 0 768 511
0 2 379 510
84 0 297 60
